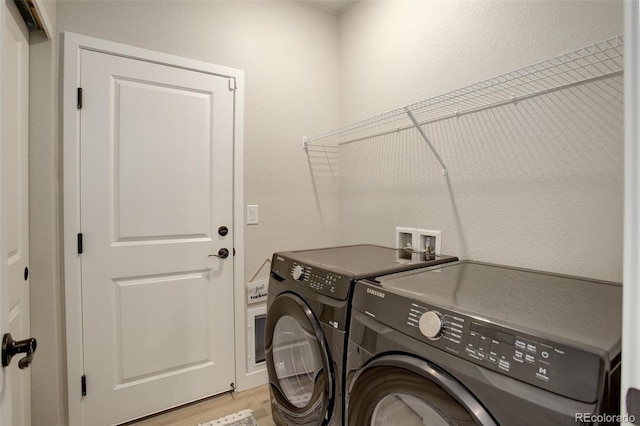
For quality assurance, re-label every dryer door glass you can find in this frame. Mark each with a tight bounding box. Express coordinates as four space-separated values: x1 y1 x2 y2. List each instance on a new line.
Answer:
273 315 323 408
266 292 334 425
371 393 450 426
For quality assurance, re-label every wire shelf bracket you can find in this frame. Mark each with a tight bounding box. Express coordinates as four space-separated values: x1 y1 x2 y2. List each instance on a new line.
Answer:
405 108 448 176
302 35 625 176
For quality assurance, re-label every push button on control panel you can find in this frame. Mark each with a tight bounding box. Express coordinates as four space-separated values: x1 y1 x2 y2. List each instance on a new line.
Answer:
514 350 524 363
498 359 511 372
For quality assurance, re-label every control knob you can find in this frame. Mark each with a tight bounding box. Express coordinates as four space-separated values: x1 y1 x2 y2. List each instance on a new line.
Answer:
419 311 444 340
292 265 305 281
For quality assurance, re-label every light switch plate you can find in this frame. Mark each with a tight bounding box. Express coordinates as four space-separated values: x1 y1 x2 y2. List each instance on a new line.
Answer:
247 205 259 225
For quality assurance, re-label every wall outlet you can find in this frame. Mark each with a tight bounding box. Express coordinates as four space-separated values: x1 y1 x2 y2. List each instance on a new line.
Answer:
396 227 443 259
395 227 414 260
416 229 442 255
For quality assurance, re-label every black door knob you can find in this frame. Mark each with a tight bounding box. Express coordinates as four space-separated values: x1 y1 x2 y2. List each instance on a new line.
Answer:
208 248 230 259
218 226 229 237
2 333 37 370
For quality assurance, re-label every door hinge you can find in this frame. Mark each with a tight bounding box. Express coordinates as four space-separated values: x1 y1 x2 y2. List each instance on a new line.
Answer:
81 375 87 397
77 233 83 254
77 88 83 109
228 79 236 91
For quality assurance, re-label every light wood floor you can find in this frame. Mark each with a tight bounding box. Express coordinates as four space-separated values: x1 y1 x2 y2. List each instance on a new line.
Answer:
128 384 275 426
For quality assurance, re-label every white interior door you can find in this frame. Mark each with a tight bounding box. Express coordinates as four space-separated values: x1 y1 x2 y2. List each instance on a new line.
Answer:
79 49 236 425
1 1 31 425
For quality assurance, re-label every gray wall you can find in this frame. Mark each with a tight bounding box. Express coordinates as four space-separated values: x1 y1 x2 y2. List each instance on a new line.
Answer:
338 1 624 282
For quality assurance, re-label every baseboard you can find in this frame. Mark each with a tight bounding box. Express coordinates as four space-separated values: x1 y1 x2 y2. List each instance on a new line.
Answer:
244 368 268 390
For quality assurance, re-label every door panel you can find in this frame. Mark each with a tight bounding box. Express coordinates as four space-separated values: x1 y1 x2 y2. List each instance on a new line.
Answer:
1 0 30 424
114 271 211 384
80 49 235 425
114 77 213 241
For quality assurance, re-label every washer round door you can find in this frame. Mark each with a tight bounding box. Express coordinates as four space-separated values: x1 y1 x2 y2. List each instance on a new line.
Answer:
347 356 496 426
266 292 334 425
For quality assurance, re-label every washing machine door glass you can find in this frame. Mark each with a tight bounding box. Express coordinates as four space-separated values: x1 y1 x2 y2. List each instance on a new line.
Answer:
273 314 323 408
348 361 495 426
371 393 450 426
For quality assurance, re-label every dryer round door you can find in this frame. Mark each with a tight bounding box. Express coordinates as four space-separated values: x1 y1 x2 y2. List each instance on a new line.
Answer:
347 356 496 426
266 292 334 425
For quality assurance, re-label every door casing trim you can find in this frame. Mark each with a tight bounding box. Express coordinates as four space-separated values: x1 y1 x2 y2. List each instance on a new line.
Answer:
62 32 245 426
0 2 10 423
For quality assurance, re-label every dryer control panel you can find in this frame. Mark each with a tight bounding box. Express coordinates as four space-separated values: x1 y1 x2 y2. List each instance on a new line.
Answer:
353 281 604 404
270 254 354 301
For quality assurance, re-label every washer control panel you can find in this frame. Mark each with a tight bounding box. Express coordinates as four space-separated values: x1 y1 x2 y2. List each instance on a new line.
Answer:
353 282 604 403
271 255 353 300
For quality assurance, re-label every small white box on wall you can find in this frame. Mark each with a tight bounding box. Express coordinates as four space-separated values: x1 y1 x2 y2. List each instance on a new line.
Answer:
247 279 268 305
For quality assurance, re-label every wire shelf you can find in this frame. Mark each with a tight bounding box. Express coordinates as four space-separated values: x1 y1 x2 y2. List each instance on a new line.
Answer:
303 35 624 147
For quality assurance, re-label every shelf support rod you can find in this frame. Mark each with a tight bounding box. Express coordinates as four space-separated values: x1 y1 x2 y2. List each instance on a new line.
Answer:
405 108 449 176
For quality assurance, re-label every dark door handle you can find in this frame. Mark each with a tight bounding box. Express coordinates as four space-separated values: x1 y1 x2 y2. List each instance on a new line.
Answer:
2 333 37 370
209 248 229 259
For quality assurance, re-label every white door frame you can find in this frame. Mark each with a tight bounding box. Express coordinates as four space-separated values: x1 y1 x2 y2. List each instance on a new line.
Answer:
62 32 246 426
623 1 640 423
0 2 8 423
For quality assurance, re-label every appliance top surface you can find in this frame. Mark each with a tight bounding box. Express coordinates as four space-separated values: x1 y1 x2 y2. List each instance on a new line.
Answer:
278 244 458 279
373 260 622 353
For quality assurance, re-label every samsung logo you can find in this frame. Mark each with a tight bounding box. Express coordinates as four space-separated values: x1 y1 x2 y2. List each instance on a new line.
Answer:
366 288 385 299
